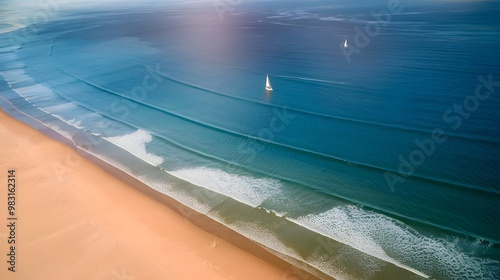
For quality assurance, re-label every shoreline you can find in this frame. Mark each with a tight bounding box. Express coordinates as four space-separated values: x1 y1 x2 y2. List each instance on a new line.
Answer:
0 105 330 279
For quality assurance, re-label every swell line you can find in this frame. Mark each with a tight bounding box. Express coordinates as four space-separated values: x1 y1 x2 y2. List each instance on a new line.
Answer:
285 216 430 279
5 58 500 199
39 30 500 146
154 72 499 146
7 40 499 214
3 87 499 245
56 67 500 197
1 92 336 279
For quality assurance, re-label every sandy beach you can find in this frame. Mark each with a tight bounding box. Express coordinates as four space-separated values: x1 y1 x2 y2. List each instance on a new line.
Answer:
0 108 310 280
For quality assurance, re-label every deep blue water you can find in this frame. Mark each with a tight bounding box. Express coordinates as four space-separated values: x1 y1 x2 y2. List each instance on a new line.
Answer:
1 0 500 279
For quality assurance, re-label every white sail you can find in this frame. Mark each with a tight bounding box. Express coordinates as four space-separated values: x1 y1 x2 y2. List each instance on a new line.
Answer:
344 39 348 48
265 74 273 91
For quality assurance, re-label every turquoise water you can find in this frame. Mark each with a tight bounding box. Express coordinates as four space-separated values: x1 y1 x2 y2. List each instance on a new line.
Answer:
1 1 500 279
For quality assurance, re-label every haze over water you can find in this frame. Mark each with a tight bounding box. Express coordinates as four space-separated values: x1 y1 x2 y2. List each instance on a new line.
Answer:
1 0 499 279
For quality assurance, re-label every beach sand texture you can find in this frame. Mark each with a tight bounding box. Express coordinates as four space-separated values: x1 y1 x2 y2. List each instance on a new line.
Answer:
0 109 295 280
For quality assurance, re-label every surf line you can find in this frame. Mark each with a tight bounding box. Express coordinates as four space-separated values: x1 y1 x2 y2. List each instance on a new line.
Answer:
286 216 430 279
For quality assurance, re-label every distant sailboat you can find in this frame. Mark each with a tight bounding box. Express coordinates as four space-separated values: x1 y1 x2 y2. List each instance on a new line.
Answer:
344 39 348 48
265 74 273 92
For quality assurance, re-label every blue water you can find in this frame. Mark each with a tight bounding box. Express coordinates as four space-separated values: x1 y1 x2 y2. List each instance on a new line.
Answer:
1 0 500 279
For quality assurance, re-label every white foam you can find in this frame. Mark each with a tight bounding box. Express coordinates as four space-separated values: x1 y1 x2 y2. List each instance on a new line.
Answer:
0 68 34 85
105 130 163 166
312 254 361 280
41 102 78 114
15 83 55 99
2 67 97 135
291 205 500 279
1 69 61 108
294 206 395 262
2 66 162 168
44 124 74 141
227 219 355 280
170 166 282 208
318 16 344 21
267 13 292 19
0 22 25 34
138 176 212 215
291 206 430 277
32 106 80 133
66 118 83 129
231 220 301 258
257 206 287 218
83 148 133 175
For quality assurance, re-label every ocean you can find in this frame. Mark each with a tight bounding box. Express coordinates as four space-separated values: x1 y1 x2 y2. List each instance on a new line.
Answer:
1 0 499 279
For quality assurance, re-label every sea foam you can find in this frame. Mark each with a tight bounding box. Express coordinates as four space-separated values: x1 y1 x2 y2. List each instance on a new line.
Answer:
291 205 500 279
105 129 164 166
137 176 214 215
170 166 282 208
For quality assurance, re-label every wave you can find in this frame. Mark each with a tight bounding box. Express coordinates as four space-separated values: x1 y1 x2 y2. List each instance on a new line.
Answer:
225 219 355 280
170 166 283 208
51 68 500 197
126 64 498 146
42 102 79 114
4 64 500 249
138 176 215 215
6 91 497 280
165 168 473 279
151 69 500 147
2 7 499 280
0 22 26 35
81 120 500 247
0 95 81 151
154 165 402 279
45 24 498 148
289 205 500 279
0 84 450 248
318 16 345 22
105 129 164 166
74 144 362 280
4 32 499 224
4 65 500 250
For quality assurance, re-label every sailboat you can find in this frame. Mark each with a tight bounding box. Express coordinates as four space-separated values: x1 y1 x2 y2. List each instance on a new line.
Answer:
265 74 273 92
344 39 348 48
